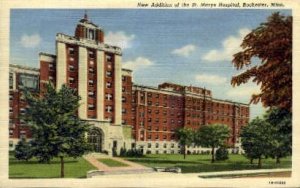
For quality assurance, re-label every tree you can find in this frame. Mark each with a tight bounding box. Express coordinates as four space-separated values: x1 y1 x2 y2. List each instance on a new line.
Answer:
231 12 292 112
14 138 33 161
175 127 194 159
240 117 273 168
215 147 229 161
265 108 292 164
23 83 91 178
195 124 230 163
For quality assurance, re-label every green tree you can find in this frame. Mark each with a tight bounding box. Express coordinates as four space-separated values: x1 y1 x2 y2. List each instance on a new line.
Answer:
265 108 292 164
175 127 194 159
231 12 292 112
14 138 33 161
23 83 91 178
240 117 273 168
195 124 230 163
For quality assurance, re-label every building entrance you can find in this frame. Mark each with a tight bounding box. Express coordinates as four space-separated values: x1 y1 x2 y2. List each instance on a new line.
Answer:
88 128 103 153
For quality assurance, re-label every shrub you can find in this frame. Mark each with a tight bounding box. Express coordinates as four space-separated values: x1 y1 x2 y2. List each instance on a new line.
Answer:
112 147 117 157
216 147 229 161
14 138 33 161
119 147 127 157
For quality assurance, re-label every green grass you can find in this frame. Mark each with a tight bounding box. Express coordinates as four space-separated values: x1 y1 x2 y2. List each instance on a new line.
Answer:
125 154 291 173
98 158 129 167
9 153 96 178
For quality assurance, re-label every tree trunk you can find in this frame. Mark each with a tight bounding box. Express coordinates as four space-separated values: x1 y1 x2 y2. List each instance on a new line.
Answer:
211 147 215 163
250 158 253 164
258 156 262 168
183 145 186 159
276 156 281 164
60 156 64 178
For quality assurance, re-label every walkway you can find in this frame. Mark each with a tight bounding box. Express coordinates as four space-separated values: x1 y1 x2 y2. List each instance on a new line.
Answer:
83 153 154 173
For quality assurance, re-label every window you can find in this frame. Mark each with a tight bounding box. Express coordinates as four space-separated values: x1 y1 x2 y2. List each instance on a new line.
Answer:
106 54 112 62
148 143 151 148
147 134 151 140
106 82 112 88
9 107 13 113
148 109 152 114
20 130 26 139
69 57 74 61
88 80 94 86
122 119 126 124
69 47 74 55
163 135 167 140
122 108 126 114
69 65 75 71
88 91 95 97
68 77 75 84
156 94 159 98
122 87 125 92
88 104 95 110
147 126 151 131
9 95 13 100
105 94 113 100
147 101 152 105
122 96 126 103
89 51 95 59
105 106 113 113
155 143 159 148
18 73 39 90
147 92 152 97
20 108 26 115
89 61 94 66
49 63 54 70
122 76 126 81
88 29 95 40
171 143 175 148
163 143 167 148
89 67 95 74
106 71 112 77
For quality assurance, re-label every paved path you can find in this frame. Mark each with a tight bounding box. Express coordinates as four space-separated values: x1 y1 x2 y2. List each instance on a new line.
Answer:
84 154 153 172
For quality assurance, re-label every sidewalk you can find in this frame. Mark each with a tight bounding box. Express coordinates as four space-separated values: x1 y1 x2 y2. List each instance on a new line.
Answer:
83 154 153 173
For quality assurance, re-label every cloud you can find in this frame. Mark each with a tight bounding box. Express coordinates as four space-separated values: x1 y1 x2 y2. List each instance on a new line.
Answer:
202 28 251 62
171 44 196 57
123 57 154 71
226 84 260 99
195 74 227 85
20 34 41 48
105 31 135 49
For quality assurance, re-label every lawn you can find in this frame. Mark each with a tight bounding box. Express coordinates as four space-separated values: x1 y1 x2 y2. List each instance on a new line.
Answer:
98 158 129 167
9 153 96 178
125 154 291 173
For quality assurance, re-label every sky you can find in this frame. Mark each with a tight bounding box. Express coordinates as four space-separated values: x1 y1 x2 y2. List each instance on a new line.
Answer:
10 9 292 119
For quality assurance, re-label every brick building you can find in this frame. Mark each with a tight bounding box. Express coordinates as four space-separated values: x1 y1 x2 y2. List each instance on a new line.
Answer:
9 14 249 154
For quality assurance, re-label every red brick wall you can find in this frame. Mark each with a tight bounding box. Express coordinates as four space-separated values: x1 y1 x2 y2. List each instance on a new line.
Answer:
104 53 115 123
121 74 133 126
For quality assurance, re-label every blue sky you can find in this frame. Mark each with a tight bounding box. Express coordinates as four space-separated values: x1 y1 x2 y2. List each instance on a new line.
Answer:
10 9 292 119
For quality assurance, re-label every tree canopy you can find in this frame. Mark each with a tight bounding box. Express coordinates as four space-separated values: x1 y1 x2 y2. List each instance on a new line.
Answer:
240 117 273 168
265 107 292 163
195 124 230 163
23 83 91 177
231 12 292 112
175 127 194 159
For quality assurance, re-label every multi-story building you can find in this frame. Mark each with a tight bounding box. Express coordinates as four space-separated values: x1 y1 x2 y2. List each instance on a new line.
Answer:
9 64 39 149
9 14 249 154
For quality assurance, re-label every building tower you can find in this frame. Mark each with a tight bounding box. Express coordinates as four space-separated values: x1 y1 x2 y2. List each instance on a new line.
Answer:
39 13 133 154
